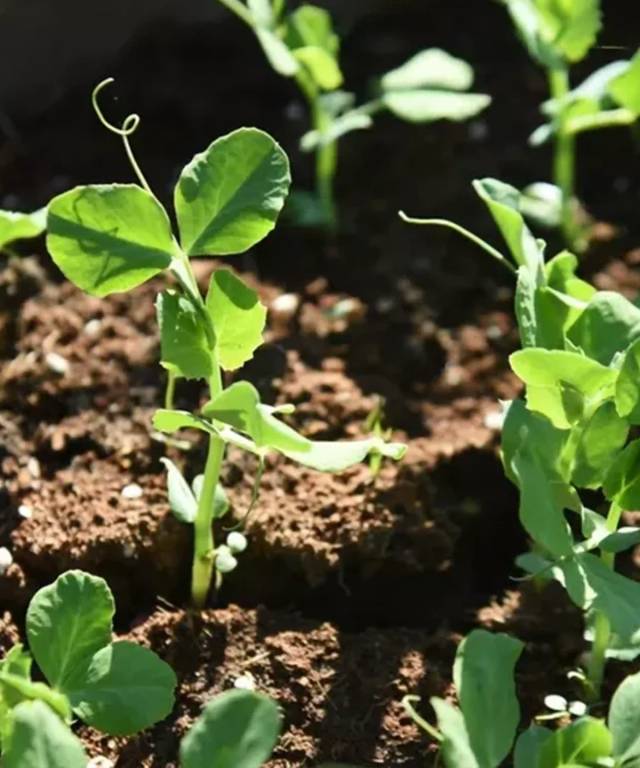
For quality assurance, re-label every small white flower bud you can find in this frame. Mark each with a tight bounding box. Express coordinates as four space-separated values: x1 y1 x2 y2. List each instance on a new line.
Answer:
215 545 238 574
226 531 248 554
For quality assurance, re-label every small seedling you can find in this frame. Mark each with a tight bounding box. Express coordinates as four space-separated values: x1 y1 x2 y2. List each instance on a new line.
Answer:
403 179 640 698
405 626 640 768
500 0 640 249
0 570 176 766
217 0 490 229
0 207 46 258
46 79 406 609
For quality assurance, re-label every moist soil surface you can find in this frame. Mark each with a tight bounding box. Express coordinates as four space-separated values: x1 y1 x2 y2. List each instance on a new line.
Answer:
2 1 640 765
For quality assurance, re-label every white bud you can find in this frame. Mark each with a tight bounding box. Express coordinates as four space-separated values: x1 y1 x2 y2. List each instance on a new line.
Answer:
215 546 238 574
568 700 587 717
0 547 13 574
226 531 248 554
233 673 256 691
544 694 568 712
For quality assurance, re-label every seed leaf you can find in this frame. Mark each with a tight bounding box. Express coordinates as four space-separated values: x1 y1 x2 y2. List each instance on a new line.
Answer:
454 629 523 768
47 185 175 297
567 291 640 365
157 291 213 380
537 716 611 768
383 91 490 124
67 641 176 736
381 48 474 92
3 701 87 768
609 670 640 764
609 50 640 113
180 689 281 768
430 698 479 768
513 725 552 768
175 128 290 257
206 270 267 371
160 458 198 524
26 570 113 690
0 208 46 250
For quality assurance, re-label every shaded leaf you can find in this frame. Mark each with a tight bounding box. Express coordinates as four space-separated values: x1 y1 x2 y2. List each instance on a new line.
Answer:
604 439 640 508
567 291 640 365
538 716 611 768
600 527 640 554
615 337 640 424
160 458 198 524
157 291 213 380
609 670 640 764
513 725 552 768
431 698 479 768
571 401 628 488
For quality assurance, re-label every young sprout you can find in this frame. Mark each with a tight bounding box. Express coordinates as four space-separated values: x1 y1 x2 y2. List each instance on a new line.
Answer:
217 0 490 229
403 179 640 698
46 79 406 609
500 0 640 249
0 207 46 258
0 570 176 766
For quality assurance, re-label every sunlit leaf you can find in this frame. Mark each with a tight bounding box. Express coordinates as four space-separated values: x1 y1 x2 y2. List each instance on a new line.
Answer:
0 208 46 250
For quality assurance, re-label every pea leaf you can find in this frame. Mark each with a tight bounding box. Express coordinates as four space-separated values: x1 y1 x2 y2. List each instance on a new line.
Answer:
431 698 479 768
282 437 406 472
454 630 523 768
513 725 552 768
206 269 267 371
604 439 640 508
175 128 291 256
67 641 176 736
3 701 87 768
294 47 343 90
153 409 213 435
180 689 281 768
567 291 640 365
0 208 46 250
535 0 601 63
254 27 300 76
383 91 490 123
571 401 628 488
284 5 342 90
502 0 561 68
0 672 72 721
615 337 640 424
26 571 113 690
610 50 640 113
599 527 640 554
609 670 640 764
0 645 32 679
537 716 611 768
157 291 213 380
160 458 198 524
381 48 475 92
472 178 543 274
47 185 175 297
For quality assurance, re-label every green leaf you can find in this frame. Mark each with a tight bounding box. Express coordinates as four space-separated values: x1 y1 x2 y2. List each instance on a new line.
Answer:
300 110 373 152
535 0 602 62
615 337 640 424
609 670 640 764
472 178 543 273
175 128 291 257
203 381 310 452
454 630 523 767
206 269 267 371
604 440 640 508
160 458 198 524
47 185 175 297
515 266 538 347
153 409 213 435
247 0 273 26
282 437 406 472
381 48 475 92
610 50 640 113
513 725 552 768
599 527 640 554
157 291 213 381
0 645 32 679
567 291 640 365
431 698 479 768
68 641 176 736
180 689 281 768
502 0 561 68
294 47 343 90
537 716 611 768
26 571 113 691
3 701 87 768
254 27 300 77
383 91 490 124
0 672 72 721
510 447 574 558
571 401 628 488
0 208 46 250
285 4 340 80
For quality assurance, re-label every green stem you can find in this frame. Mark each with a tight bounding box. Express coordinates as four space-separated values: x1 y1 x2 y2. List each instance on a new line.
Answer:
548 66 577 248
587 501 623 698
164 368 176 410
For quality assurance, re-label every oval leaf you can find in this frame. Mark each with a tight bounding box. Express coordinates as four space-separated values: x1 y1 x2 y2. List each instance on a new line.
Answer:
381 48 474 92
157 291 213 380
0 208 46 250
175 129 291 257
47 185 175 296
609 670 640 763
160 458 198 524
383 90 490 124
538 716 612 768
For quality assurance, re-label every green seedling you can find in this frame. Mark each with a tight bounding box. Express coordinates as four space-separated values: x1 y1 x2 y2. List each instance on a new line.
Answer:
500 0 640 249
406 627 640 768
0 207 46 257
402 179 640 698
0 570 176 767
217 0 490 229
45 79 406 609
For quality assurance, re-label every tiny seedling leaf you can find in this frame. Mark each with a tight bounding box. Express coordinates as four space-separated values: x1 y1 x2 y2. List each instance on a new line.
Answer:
157 291 213 381
206 269 267 371
284 4 342 89
180 689 281 768
153 409 213 435
609 670 640 764
3 700 88 768
26 570 114 691
609 50 640 113
535 0 602 63
430 698 479 768
0 208 46 250
567 291 640 365
160 457 198 524
47 185 175 297
254 27 300 76
453 629 523 768
383 91 490 124
175 128 291 256
381 48 474 92
282 437 406 472
537 716 612 768
0 671 72 721
67 641 177 736
615 338 640 424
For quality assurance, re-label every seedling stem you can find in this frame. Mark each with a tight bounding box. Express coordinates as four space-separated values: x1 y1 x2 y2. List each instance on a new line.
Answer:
548 66 577 248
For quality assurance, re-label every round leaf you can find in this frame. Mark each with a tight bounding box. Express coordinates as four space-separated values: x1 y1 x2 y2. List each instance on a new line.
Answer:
180 689 281 768
47 184 175 296
68 641 177 736
175 128 291 257
26 570 114 691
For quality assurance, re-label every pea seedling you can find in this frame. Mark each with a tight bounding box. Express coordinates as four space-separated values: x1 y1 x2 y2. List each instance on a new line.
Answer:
403 179 640 698
500 0 640 249
217 0 490 229
405 627 640 768
46 79 406 609
0 207 46 258
0 570 176 767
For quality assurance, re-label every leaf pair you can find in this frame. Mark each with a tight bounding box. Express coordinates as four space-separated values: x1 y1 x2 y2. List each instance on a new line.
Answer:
47 128 291 297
